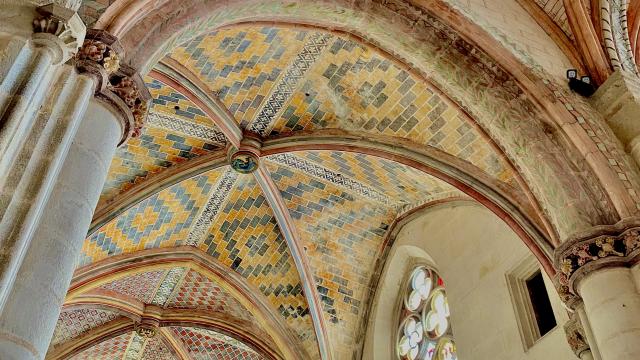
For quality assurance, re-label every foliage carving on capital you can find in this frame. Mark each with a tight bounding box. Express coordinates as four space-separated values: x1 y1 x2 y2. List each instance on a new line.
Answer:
554 220 640 301
107 75 148 137
75 30 150 143
77 40 120 74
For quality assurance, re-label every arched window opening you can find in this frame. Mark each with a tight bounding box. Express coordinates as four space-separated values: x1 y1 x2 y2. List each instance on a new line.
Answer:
396 266 457 360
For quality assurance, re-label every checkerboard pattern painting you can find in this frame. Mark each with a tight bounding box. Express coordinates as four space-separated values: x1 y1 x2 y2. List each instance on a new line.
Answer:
141 335 178 360
68 332 132 360
51 308 120 346
267 151 464 210
82 169 223 266
165 269 254 321
98 76 227 207
171 326 264 360
98 270 166 303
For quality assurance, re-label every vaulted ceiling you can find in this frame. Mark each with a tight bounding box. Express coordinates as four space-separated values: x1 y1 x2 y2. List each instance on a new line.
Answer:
48 22 541 360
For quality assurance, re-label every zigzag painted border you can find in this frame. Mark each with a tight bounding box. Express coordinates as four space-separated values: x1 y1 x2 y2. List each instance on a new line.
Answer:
146 111 227 144
249 33 334 136
186 170 239 246
267 153 390 205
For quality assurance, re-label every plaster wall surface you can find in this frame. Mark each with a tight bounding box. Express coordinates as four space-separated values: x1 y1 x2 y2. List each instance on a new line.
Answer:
365 202 575 359
443 0 573 81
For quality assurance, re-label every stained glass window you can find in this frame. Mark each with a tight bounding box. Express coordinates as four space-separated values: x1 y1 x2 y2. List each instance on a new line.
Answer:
397 266 457 360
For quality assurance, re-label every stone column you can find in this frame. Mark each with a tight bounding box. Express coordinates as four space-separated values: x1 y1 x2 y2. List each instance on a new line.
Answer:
555 219 640 360
0 29 149 359
0 3 86 312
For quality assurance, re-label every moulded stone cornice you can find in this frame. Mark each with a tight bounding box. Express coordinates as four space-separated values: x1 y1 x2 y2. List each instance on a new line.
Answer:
554 217 640 303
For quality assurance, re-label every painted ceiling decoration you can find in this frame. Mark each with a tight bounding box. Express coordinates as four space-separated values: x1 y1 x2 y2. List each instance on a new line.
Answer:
53 18 562 359
53 0 640 358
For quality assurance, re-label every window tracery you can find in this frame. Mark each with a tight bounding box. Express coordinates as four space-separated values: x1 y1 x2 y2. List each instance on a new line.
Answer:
397 266 457 360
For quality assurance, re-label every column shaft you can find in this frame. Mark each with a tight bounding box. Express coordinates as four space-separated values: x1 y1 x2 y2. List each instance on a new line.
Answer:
0 99 122 359
578 267 640 359
0 64 93 311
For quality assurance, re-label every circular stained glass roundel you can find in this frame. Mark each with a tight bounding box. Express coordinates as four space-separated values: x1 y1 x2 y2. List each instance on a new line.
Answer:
396 266 457 360
404 267 433 311
397 316 424 360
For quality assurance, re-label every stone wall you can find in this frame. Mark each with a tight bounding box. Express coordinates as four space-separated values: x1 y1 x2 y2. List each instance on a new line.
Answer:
444 0 573 81
364 201 575 359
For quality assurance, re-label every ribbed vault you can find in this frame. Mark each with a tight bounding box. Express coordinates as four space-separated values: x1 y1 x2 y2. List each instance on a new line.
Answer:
49 0 640 358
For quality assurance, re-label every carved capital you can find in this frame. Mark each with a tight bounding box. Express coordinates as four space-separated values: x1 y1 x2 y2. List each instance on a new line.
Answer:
32 4 85 64
554 218 640 301
75 30 150 145
564 312 590 358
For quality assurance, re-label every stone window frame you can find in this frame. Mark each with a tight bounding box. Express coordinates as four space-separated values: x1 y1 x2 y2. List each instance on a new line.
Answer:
395 261 456 360
506 255 556 350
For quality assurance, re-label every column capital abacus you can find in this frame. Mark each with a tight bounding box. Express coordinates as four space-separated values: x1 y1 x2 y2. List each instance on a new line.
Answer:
32 4 85 64
553 218 640 307
74 30 151 145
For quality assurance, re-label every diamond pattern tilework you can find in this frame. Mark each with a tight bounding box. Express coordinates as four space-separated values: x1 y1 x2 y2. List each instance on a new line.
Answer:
69 332 132 360
267 34 515 186
51 308 120 346
165 269 253 321
266 160 397 359
99 270 166 303
197 174 319 358
170 26 311 127
142 334 178 360
171 326 264 360
82 169 222 266
99 125 224 207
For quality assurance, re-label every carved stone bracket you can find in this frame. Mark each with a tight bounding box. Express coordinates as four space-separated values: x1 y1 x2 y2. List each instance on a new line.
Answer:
554 218 640 303
564 311 591 358
75 30 151 145
32 4 85 64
